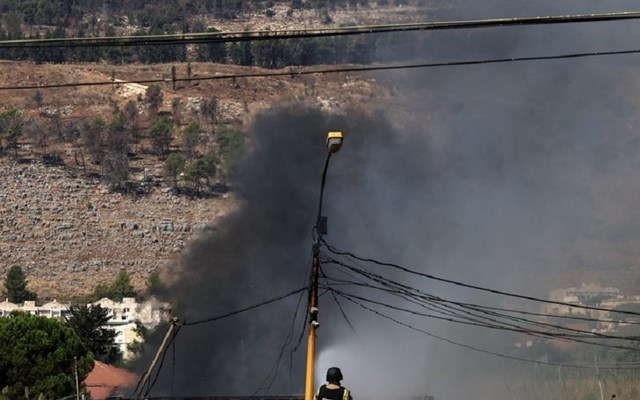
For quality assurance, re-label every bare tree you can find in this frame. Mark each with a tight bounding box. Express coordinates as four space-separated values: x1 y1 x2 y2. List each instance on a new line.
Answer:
145 84 163 118
200 96 218 126
172 98 182 126
25 119 48 155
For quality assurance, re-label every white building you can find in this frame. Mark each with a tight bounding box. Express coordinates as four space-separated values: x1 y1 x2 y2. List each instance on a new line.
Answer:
93 297 171 359
0 299 70 318
0 297 171 360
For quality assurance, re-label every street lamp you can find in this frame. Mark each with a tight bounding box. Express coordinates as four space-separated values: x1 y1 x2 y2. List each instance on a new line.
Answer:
305 131 343 400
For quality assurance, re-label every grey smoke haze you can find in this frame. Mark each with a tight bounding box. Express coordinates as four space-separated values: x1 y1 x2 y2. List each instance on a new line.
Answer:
141 2 640 399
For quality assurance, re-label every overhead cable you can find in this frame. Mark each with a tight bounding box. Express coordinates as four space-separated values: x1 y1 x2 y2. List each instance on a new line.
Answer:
327 259 639 332
322 241 640 318
253 288 307 395
3 11 640 48
337 291 640 370
321 254 640 334
180 287 307 327
3 46 640 92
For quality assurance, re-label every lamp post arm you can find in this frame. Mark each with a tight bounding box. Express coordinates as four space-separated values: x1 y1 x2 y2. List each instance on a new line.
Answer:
315 149 334 244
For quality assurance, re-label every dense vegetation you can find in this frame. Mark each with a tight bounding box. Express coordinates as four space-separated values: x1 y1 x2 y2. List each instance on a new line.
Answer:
0 0 420 66
0 312 93 400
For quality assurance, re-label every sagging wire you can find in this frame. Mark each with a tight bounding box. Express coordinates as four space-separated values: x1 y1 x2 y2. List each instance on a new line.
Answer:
328 285 640 352
319 264 360 337
181 287 307 327
333 290 640 370
253 288 307 395
322 240 640 320
133 287 308 398
318 255 615 340
8 48 640 92
318 252 640 349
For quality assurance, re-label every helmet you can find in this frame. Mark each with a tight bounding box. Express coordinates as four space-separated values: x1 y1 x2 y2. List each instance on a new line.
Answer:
326 367 343 383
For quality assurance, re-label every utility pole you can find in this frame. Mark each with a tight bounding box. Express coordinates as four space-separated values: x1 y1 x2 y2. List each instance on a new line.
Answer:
74 356 80 400
304 132 343 400
134 317 179 400
595 355 604 400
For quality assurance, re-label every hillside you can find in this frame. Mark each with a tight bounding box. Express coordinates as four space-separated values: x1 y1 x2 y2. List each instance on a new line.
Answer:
0 60 400 299
4 1 640 303
0 1 432 299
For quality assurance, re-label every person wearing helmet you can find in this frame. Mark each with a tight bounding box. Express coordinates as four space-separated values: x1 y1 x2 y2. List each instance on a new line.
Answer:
315 367 352 400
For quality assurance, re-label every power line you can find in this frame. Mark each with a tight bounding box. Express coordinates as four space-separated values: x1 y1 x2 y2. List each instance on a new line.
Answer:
253 289 307 395
318 249 640 352
321 268 640 348
336 291 640 370
322 241 640 318
2 46 640 92
327 285 640 352
134 287 308 397
3 11 640 48
321 253 640 331
319 254 640 369
180 287 307 327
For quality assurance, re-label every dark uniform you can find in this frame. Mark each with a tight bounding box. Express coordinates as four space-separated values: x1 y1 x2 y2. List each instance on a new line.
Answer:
315 367 352 400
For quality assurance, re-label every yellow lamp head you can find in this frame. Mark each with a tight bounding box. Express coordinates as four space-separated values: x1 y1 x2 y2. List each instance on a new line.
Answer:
326 131 343 153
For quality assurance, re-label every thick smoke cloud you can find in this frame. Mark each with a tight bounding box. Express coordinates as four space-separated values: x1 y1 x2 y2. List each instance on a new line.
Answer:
140 2 640 399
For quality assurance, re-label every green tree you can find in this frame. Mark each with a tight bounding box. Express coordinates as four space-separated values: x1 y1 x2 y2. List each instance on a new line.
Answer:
87 270 136 303
0 109 22 157
185 154 216 192
90 283 112 301
229 41 254 66
65 304 120 364
164 152 185 188
196 27 227 62
145 270 165 297
0 312 93 400
110 270 136 301
148 116 174 156
216 125 245 178
3 265 36 303
182 121 201 158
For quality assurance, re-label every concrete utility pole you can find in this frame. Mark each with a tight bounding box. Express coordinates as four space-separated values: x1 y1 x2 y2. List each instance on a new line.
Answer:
304 131 343 400
74 356 80 400
134 317 179 400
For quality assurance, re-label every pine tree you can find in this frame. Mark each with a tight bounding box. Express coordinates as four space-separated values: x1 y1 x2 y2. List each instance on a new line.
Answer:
3 265 36 303
110 270 136 301
65 304 120 363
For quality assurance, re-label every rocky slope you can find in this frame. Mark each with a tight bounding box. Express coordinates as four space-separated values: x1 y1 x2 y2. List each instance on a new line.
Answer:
0 55 402 299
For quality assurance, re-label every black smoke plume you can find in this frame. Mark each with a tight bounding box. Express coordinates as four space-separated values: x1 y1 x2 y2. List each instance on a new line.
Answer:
136 2 640 399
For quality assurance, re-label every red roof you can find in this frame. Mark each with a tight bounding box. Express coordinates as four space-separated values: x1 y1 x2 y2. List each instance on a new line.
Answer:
84 361 138 400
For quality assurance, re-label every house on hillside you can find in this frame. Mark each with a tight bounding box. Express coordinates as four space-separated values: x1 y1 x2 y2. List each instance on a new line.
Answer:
0 299 69 318
0 299 19 316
